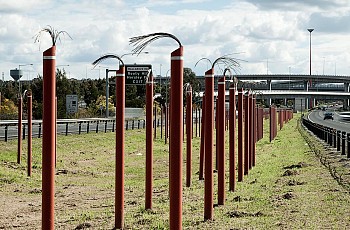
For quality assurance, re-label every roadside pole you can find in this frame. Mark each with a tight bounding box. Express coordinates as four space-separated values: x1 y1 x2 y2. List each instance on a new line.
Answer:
186 85 192 187
17 96 22 164
238 88 244 182
199 95 205 180
204 68 214 220
27 91 32 177
169 46 184 230
42 46 56 230
145 71 153 210
115 65 125 229
229 84 236 191
217 76 225 205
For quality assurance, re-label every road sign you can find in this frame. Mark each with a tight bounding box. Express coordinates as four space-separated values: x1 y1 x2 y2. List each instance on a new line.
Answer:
66 95 78 114
125 64 152 85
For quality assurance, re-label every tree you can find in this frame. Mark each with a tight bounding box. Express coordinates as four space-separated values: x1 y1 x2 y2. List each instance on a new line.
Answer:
0 97 18 119
183 67 200 106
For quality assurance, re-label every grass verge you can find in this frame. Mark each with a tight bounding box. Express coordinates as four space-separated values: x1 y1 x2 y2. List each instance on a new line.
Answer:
0 115 349 229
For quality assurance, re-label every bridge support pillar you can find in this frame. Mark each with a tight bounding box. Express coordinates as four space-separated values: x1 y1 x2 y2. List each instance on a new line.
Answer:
344 83 349 110
267 80 272 91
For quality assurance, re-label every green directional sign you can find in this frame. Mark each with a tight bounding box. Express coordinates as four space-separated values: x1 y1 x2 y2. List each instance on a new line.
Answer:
125 64 152 85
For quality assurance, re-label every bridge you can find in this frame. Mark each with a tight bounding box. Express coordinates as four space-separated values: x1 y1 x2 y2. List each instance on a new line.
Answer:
154 74 350 111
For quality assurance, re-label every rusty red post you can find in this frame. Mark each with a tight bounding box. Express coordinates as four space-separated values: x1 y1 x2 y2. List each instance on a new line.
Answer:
165 103 168 144
145 71 153 210
55 96 57 168
186 85 192 187
274 106 277 139
248 94 253 170
42 46 56 230
204 68 214 220
260 107 264 140
199 95 205 180
244 93 249 175
27 92 32 177
115 65 125 229
269 106 273 142
252 97 256 167
215 97 218 171
17 96 22 164
169 47 183 230
229 84 236 191
217 77 225 205
238 88 244 182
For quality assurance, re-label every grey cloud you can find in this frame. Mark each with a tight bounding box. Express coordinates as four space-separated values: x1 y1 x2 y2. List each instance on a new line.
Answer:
241 0 348 11
308 12 350 33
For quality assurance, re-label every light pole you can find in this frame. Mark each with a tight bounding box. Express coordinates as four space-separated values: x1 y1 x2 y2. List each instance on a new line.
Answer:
307 28 314 109
307 28 314 76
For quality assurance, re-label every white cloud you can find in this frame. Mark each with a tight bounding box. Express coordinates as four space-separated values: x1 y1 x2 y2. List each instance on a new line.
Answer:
0 0 350 81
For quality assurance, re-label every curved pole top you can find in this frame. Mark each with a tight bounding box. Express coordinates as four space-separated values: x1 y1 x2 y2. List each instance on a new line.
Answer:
194 58 212 69
92 54 124 69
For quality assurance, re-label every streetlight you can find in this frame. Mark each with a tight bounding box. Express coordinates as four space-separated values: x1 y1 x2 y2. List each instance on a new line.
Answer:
307 28 314 76
307 28 314 109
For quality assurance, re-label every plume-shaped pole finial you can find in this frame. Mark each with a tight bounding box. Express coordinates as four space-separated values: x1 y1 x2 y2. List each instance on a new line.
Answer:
129 32 182 55
34 25 72 47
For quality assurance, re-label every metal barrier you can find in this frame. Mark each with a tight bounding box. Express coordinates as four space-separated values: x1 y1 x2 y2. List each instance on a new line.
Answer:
302 118 349 158
0 118 146 141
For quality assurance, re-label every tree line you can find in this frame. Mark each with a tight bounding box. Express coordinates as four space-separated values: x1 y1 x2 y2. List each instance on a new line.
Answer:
0 67 200 119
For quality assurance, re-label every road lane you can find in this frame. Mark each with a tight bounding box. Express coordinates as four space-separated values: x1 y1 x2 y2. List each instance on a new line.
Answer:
308 110 350 133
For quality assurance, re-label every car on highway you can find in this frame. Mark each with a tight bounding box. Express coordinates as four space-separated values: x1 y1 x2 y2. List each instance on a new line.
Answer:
323 111 334 120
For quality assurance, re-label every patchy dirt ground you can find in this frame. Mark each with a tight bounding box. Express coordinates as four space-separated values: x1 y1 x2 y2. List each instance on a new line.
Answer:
1 120 350 229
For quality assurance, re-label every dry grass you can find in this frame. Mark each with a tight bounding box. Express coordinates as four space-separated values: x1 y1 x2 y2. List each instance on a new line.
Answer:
1 115 350 229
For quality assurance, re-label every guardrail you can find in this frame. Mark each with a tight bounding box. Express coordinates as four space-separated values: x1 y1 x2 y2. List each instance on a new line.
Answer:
302 118 350 158
0 118 147 142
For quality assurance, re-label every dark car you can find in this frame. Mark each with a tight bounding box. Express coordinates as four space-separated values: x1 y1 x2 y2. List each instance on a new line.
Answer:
324 112 334 120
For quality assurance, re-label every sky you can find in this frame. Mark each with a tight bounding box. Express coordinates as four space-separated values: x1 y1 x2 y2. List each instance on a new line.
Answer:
1 0 350 81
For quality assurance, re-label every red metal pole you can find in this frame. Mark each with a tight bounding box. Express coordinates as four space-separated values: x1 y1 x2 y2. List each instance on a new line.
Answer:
186 86 192 187
269 106 273 142
238 88 244 182
229 84 236 191
55 96 57 168
204 68 214 220
274 106 277 139
165 103 168 144
145 72 153 210
261 107 264 140
248 94 253 170
42 46 56 230
199 95 205 180
27 92 32 177
17 96 22 164
169 47 183 230
252 97 256 167
244 93 249 175
217 77 225 205
115 65 125 229
215 97 218 171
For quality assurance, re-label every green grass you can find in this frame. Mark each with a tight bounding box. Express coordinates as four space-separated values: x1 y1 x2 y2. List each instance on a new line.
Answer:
1 114 350 229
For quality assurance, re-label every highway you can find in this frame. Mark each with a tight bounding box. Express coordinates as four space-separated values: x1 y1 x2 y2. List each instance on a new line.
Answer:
307 109 350 133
